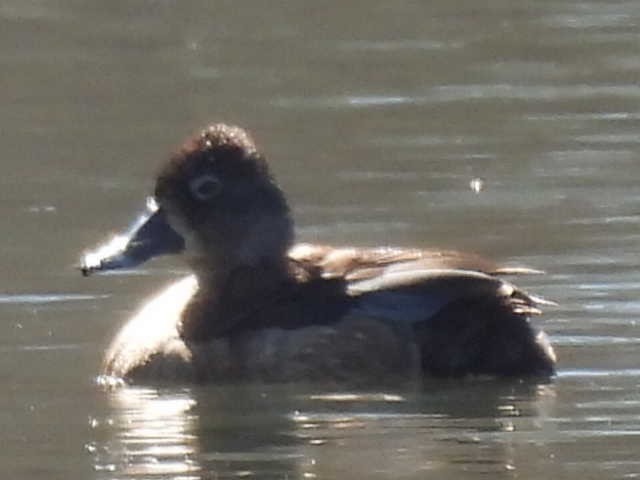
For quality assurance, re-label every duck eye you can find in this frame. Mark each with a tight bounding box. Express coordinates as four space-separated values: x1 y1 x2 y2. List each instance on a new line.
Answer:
189 174 222 201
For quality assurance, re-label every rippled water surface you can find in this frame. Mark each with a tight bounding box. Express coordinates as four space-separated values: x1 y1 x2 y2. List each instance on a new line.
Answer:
1 1 640 478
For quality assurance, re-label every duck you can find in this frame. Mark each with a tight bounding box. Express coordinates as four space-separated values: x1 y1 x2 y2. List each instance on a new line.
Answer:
80 123 556 383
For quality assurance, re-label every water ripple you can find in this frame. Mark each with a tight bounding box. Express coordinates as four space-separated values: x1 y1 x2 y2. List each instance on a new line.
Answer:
558 369 640 378
272 84 640 110
0 343 82 353
0 293 109 304
553 335 640 346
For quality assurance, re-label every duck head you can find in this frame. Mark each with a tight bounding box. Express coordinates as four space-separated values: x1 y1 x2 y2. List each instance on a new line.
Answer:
81 124 294 281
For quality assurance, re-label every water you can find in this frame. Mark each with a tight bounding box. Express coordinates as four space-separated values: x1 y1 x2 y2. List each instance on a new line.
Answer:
1 1 640 478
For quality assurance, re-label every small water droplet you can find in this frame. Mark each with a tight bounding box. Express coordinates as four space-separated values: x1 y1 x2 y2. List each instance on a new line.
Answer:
469 177 485 193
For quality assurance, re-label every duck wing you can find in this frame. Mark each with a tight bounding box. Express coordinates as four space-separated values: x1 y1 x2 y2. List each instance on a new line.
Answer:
288 243 542 281
347 267 543 323
344 265 555 377
288 242 551 328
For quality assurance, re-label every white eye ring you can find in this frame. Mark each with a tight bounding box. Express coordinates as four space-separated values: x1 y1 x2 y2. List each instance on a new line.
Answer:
189 174 222 201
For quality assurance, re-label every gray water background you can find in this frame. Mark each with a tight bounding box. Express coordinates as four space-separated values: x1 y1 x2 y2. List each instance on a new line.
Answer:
1 1 640 478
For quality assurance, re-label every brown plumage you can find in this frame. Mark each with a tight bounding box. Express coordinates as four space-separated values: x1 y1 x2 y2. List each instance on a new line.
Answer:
81 123 556 384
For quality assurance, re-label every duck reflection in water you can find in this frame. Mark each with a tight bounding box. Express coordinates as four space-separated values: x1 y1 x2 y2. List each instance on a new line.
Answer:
92 381 556 478
80 123 556 383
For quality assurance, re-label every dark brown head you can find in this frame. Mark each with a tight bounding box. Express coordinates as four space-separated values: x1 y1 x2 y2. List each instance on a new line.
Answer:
80 124 294 278
155 124 293 272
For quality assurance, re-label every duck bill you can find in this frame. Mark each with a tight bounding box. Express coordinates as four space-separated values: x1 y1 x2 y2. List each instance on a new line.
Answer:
80 197 185 276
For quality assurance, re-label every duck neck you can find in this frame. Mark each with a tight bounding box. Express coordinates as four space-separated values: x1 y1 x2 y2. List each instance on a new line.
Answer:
180 189 296 341
180 258 294 342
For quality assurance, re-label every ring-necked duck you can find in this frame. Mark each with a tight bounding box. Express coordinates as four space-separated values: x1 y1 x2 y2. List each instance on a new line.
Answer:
81 123 555 383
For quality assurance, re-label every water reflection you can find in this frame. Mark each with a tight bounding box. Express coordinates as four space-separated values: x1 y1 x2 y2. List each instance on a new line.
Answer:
90 387 199 477
89 380 555 479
